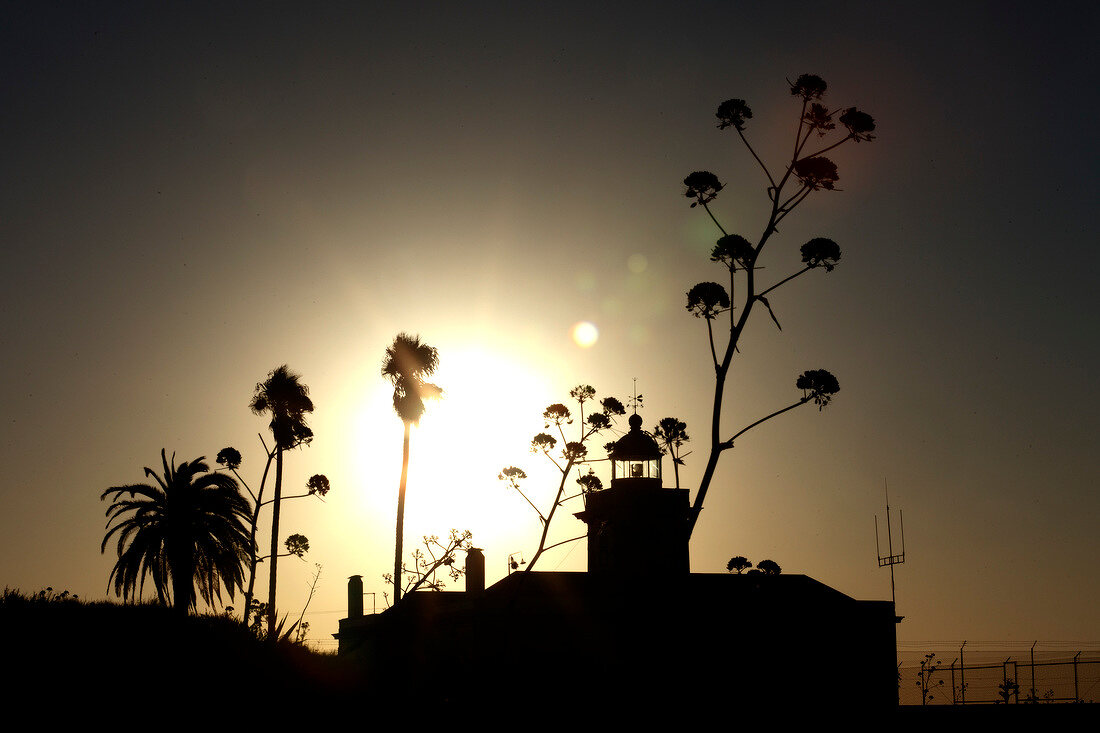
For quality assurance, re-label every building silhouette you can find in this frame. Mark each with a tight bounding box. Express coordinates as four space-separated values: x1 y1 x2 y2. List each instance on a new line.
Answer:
336 414 897 709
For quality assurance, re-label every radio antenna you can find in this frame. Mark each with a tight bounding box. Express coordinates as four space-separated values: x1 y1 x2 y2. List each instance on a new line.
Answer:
874 478 905 611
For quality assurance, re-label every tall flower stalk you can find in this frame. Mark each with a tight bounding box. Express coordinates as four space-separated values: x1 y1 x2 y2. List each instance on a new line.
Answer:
684 74 874 537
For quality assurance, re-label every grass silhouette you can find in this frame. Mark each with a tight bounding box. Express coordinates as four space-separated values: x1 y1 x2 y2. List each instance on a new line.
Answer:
2 588 367 714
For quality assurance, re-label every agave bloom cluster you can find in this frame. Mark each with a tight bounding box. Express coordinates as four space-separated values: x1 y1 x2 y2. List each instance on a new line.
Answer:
711 234 756 270
683 171 723 207
215 446 242 470
803 103 835 136
800 237 842 272
793 157 839 190
284 533 309 558
796 369 841 409
839 107 876 141
685 281 730 319
790 74 828 100
715 98 752 131
306 474 330 497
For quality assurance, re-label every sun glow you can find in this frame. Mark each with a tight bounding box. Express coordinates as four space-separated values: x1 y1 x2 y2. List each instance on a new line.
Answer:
571 321 598 348
348 343 559 565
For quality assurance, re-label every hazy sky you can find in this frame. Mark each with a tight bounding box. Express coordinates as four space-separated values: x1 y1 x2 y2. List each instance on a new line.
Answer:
2 2 1096 657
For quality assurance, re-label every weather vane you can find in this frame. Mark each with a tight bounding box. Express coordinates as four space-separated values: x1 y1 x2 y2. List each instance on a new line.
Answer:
627 377 644 414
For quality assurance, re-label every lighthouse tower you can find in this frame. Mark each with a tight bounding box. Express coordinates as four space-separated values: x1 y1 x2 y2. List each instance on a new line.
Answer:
575 413 691 574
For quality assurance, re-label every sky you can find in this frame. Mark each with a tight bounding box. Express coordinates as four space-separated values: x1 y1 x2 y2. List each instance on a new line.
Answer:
2 2 1097 660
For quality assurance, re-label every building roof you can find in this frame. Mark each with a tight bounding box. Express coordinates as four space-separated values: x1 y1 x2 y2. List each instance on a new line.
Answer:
609 413 661 460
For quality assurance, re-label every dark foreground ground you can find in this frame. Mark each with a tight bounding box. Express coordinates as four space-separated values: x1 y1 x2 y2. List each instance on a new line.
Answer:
3 591 1094 722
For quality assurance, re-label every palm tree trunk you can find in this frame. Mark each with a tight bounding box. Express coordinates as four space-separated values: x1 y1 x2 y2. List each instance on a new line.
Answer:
168 533 193 616
393 423 411 604
267 447 283 637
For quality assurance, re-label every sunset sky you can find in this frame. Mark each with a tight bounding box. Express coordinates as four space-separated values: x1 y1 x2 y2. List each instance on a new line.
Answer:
2 2 1096 660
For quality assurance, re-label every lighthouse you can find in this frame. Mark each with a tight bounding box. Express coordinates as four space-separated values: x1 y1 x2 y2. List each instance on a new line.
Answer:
575 412 691 574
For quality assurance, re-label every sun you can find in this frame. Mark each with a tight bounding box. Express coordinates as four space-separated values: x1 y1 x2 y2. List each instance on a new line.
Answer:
571 321 598 348
348 343 561 565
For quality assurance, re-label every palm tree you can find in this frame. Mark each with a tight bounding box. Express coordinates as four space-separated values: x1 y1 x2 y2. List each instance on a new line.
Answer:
250 365 314 635
101 450 252 614
381 333 441 604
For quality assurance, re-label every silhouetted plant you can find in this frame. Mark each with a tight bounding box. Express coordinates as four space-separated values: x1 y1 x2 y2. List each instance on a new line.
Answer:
216 446 242 469
245 599 299 643
290 562 323 647
683 171 723 207
796 369 840 409
499 386 626 570
757 559 781 575
101 449 252 614
383 530 473 602
216 444 330 629
682 74 874 538
382 333 442 605
1024 688 1056 704
726 556 752 574
686 282 731 321
653 417 691 490
6 586 81 604
916 652 945 705
284 533 309 558
997 677 1020 704
249 365 315 635
799 237 841 272
789 73 827 100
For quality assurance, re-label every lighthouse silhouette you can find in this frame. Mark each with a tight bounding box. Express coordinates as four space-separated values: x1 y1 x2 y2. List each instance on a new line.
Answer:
576 412 691 574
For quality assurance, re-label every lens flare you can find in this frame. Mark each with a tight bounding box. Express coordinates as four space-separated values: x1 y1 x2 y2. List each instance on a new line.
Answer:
572 321 598 348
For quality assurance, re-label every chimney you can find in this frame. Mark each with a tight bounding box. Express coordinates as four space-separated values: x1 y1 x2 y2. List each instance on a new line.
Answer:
347 575 363 618
466 548 485 594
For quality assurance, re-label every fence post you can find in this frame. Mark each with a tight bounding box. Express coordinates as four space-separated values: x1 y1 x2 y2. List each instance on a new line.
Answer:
998 658 1022 703
1074 651 1081 702
1030 641 1037 703
960 641 967 705
950 659 957 705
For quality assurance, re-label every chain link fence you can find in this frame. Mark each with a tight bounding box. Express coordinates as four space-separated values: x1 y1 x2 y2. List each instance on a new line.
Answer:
900 653 1099 705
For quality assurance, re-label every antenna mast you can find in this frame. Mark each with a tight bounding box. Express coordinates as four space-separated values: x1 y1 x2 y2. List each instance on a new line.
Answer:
874 479 905 610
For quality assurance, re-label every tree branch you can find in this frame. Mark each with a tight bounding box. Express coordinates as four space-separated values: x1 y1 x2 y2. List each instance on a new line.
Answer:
777 183 810 213
774 187 813 226
720 397 810 449
700 201 728 236
706 318 720 372
736 128 776 190
526 458 576 571
800 133 854 162
758 266 813 299
541 534 586 553
405 538 467 594
513 484 547 522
